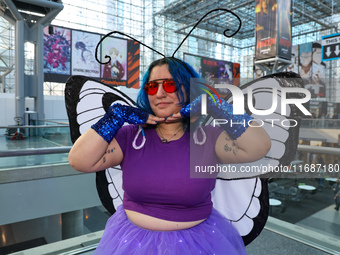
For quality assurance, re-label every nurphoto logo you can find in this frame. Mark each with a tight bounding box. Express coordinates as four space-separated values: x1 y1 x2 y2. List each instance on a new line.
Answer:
200 82 311 128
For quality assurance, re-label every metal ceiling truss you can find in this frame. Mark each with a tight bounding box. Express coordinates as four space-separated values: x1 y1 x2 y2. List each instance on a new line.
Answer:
157 0 339 49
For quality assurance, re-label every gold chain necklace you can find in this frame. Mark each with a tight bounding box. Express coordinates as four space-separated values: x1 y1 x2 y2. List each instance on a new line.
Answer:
157 126 183 143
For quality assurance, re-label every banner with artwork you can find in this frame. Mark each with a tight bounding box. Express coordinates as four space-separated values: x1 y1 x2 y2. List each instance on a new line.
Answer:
184 53 240 91
44 26 71 81
277 0 292 59
71 31 100 77
232 63 240 86
126 40 140 89
44 25 140 89
298 42 313 80
304 41 327 98
200 57 232 85
287 45 298 73
100 37 127 84
255 0 292 60
255 0 278 59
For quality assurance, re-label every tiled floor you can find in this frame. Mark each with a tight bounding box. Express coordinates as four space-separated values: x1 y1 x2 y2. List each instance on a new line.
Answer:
297 204 340 238
246 228 331 255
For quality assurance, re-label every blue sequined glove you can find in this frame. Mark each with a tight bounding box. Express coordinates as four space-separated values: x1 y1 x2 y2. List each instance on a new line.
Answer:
180 95 253 140
91 104 149 143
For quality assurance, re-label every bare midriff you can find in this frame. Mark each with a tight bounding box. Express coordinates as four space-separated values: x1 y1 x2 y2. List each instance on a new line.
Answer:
125 209 206 231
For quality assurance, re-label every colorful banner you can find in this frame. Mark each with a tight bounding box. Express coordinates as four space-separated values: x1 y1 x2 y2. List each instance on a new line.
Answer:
255 0 278 59
201 57 237 96
126 40 140 89
277 0 292 59
71 30 100 77
287 45 298 73
255 0 292 60
305 41 326 98
44 26 71 77
322 33 340 61
299 42 313 80
184 53 240 92
100 37 127 83
233 63 240 86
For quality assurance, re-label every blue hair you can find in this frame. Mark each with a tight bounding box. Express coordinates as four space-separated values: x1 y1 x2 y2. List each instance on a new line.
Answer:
136 57 202 114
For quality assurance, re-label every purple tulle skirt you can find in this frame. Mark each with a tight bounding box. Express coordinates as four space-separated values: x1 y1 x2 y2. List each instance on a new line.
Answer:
94 206 247 255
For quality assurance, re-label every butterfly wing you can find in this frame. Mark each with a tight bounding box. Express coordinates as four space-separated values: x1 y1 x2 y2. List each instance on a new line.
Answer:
211 72 304 245
65 75 133 214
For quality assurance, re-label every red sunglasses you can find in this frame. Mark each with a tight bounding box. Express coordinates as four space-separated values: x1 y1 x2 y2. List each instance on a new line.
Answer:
144 79 177 95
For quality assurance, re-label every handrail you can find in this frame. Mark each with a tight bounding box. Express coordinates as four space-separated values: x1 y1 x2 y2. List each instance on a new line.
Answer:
0 145 339 158
40 120 69 125
0 146 72 157
297 144 340 155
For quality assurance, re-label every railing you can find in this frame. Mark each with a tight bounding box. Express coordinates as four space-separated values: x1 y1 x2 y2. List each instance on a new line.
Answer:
300 118 340 129
0 146 71 157
0 124 72 169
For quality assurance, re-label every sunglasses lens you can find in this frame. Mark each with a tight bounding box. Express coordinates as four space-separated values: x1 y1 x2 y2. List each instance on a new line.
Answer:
145 82 158 95
163 80 176 93
145 79 177 95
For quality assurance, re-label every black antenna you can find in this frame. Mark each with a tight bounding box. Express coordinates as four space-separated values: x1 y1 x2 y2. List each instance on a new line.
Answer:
95 31 165 65
172 8 242 58
95 9 241 64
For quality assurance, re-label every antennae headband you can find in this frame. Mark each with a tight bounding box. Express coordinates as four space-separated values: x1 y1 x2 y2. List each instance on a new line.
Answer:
95 8 241 63
95 31 166 65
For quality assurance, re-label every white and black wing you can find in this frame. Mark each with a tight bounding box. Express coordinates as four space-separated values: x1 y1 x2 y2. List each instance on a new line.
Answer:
65 75 133 214
211 72 304 245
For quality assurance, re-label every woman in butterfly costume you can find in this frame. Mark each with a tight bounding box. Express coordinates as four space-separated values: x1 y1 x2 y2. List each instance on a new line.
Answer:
69 54 271 254
66 8 305 255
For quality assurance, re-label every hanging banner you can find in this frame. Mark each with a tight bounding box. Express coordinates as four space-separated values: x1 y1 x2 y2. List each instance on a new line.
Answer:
277 0 292 59
100 36 127 85
44 26 71 82
287 45 298 73
255 0 278 59
305 41 326 98
71 31 100 77
233 63 240 86
255 0 292 60
126 40 140 89
299 42 313 80
183 53 240 93
217 60 233 85
201 57 237 96
321 33 340 61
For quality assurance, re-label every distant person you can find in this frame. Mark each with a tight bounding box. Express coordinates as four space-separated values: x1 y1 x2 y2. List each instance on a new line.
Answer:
333 179 340 211
316 155 325 188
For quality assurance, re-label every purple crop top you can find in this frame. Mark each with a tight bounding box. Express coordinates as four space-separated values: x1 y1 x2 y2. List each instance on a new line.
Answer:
114 124 223 222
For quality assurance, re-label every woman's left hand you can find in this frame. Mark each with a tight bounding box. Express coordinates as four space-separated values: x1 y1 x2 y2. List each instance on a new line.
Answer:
164 113 183 122
163 112 199 123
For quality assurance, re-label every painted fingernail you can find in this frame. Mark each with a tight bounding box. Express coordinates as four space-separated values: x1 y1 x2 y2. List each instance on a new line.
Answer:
164 117 168 121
